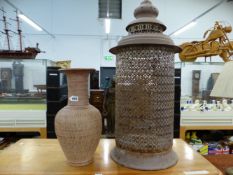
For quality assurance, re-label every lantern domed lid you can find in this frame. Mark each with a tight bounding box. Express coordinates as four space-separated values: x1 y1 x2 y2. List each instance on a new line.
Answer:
128 0 166 31
110 0 181 54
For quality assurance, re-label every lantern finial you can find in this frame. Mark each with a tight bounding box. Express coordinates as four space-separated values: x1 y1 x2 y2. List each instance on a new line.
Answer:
134 0 159 18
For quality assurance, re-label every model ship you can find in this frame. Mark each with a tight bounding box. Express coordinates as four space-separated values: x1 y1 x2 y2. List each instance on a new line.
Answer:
0 9 41 59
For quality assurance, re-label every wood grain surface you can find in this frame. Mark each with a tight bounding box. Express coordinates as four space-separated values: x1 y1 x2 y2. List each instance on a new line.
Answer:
0 139 222 175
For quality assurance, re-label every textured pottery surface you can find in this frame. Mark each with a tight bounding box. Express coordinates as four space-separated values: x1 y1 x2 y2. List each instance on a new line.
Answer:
55 69 102 166
109 0 181 170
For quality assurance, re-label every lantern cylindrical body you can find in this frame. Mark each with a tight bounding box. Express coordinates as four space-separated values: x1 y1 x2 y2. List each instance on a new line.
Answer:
110 0 181 170
116 46 174 152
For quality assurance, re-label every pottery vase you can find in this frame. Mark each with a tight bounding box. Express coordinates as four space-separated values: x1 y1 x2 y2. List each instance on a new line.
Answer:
55 68 102 166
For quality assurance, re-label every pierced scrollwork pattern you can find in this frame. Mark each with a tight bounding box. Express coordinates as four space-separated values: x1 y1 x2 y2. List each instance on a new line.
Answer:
115 46 175 153
128 23 163 34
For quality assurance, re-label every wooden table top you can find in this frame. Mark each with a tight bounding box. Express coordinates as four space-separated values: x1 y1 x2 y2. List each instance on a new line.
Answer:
0 139 222 175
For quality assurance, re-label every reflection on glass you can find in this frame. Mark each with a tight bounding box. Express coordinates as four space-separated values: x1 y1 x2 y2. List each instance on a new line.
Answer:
178 61 225 107
184 144 194 160
0 59 54 108
184 170 209 175
103 139 110 165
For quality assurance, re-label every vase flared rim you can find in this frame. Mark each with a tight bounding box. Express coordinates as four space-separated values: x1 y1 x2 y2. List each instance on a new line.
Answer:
59 68 95 72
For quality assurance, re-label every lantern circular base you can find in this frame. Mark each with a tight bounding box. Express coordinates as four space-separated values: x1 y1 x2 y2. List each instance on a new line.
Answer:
110 146 178 170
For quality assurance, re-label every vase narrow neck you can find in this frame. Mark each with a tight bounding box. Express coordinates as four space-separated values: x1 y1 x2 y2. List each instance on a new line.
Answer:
65 69 91 107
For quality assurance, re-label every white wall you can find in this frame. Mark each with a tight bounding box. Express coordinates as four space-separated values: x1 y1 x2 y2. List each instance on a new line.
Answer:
1 0 233 70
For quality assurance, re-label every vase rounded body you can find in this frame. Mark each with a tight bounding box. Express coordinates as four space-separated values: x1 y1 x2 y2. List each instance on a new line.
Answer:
55 69 102 166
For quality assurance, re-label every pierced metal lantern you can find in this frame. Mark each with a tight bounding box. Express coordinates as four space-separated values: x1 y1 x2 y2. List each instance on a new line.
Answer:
109 0 181 170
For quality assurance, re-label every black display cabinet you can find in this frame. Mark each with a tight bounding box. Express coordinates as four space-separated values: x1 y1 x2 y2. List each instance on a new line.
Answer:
46 67 67 138
90 70 100 89
174 68 181 138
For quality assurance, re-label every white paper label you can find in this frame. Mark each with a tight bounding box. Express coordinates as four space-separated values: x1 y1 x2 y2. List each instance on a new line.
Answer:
69 96 79 102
